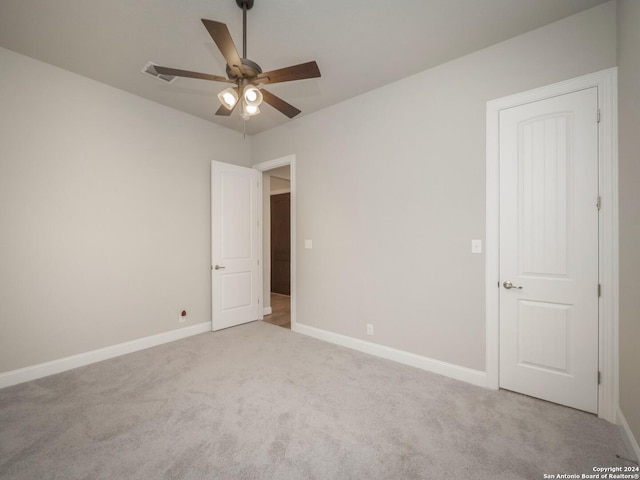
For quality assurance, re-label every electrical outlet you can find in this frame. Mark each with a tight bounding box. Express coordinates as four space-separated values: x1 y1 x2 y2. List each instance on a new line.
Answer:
179 310 187 323
366 323 374 336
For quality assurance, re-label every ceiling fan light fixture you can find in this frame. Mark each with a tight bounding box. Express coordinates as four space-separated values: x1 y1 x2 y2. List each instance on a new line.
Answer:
243 85 263 107
242 101 260 117
218 87 239 110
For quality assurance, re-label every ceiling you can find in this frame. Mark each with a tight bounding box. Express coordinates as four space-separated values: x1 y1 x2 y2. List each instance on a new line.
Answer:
0 0 609 135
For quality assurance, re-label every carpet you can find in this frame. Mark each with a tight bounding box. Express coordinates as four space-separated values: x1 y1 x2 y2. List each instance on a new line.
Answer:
0 321 630 479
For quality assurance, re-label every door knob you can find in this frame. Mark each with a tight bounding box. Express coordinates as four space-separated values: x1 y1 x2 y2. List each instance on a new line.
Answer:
503 281 523 290
214 265 226 270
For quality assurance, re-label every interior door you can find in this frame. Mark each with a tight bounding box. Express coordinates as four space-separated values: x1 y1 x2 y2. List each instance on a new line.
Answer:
499 88 599 413
270 193 291 295
211 161 261 331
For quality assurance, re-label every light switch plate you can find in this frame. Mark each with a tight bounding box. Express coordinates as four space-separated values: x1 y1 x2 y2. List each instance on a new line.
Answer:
471 239 482 254
305 239 313 249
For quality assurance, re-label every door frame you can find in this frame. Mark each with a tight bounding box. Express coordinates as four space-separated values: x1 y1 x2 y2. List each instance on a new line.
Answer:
254 155 297 329
485 68 618 422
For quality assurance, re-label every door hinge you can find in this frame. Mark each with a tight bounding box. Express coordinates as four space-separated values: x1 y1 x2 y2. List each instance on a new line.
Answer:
597 109 601 123
596 196 601 211
598 283 602 297
598 371 601 385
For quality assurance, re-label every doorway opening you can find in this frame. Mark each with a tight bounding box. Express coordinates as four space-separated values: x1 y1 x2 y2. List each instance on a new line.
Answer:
254 155 296 330
263 166 291 329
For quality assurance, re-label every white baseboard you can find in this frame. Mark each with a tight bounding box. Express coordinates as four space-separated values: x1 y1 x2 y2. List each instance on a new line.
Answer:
293 323 487 388
0 322 212 389
263 306 273 316
618 407 640 462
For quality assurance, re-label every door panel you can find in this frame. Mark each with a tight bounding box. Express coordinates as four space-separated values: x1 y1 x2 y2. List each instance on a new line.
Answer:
211 161 261 331
519 114 570 276
270 193 290 296
517 300 570 372
499 88 599 413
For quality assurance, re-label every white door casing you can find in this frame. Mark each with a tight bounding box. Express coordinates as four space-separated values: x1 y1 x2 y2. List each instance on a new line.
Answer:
211 161 261 331
486 68 618 422
499 88 599 413
254 155 297 330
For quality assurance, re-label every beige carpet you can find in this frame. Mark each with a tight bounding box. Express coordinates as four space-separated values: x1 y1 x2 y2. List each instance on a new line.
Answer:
0 321 631 479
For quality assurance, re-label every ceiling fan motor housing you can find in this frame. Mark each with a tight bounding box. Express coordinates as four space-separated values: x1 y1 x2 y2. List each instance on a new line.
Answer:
226 58 262 80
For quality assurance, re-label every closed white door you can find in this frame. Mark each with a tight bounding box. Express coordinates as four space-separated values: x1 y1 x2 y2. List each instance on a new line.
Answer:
211 161 261 331
499 88 599 413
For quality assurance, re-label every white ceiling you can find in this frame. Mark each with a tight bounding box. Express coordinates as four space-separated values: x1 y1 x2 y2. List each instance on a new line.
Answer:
0 0 609 135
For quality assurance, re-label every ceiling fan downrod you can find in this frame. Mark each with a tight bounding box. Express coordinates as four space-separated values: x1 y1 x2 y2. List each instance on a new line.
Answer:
236 0 254 59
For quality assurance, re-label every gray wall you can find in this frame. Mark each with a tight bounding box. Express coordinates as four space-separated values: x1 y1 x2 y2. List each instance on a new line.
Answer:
616 0 640 455
0 46 250 373
251 2 617 371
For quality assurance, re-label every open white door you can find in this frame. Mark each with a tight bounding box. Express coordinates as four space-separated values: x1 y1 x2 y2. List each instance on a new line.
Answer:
499 88 599 413
211 161 261 331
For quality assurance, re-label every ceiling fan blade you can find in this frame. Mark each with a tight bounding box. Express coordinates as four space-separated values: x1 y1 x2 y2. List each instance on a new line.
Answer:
201 19 245 77
257 61 321 85
215 102 237 116
261 89 301 118
153 66 234 83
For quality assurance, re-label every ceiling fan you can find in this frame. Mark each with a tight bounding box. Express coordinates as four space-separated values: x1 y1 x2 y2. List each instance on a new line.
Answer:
154 0 321 120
